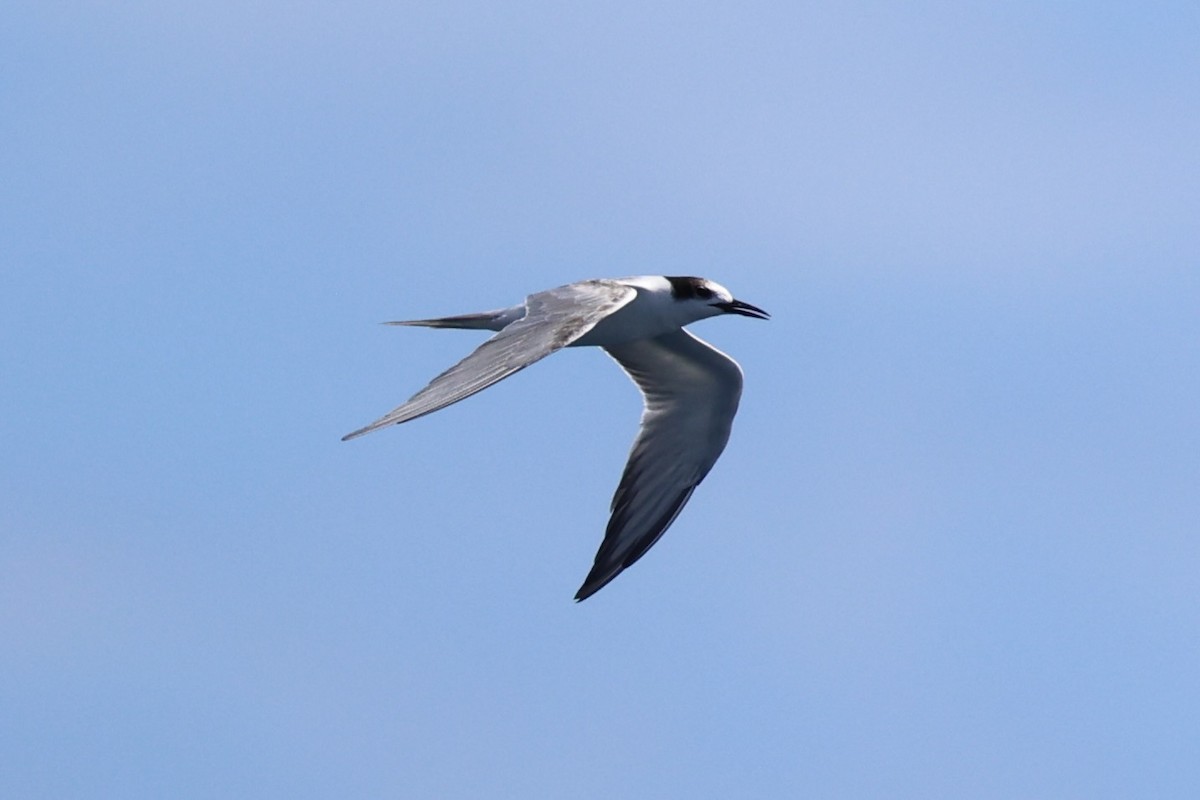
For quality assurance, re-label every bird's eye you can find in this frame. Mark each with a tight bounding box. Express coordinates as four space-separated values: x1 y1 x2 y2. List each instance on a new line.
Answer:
696 286 714 299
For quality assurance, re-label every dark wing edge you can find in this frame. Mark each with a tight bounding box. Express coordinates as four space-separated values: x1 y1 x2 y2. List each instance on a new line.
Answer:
574 483 697 601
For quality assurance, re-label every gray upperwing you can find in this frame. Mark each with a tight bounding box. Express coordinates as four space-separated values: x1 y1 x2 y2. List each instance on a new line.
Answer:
342 281 637 441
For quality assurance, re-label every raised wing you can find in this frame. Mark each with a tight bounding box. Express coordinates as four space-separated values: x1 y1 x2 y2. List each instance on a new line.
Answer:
575 329 745 600
343 281 636 440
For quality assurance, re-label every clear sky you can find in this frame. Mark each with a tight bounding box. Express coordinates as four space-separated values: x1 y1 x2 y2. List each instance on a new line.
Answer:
3 1 1198 797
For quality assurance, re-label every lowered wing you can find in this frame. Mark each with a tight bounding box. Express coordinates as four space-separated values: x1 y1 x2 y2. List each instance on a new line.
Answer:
575 329 745 600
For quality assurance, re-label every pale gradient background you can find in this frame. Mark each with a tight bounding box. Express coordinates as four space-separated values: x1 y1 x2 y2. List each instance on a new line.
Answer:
3 2 1198 798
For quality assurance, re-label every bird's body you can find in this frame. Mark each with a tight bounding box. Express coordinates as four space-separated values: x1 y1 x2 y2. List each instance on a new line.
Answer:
343 276 768 600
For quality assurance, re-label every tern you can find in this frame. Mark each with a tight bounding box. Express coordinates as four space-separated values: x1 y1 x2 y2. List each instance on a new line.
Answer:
343 276 769 600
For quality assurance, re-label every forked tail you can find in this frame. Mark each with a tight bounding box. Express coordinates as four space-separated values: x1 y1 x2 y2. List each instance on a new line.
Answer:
384 307 521 332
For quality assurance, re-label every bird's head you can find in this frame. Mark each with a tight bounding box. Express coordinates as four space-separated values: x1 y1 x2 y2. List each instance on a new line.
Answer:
665 276 770 322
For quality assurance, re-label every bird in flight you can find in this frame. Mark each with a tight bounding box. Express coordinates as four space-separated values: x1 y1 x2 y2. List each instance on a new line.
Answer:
343 276 769 600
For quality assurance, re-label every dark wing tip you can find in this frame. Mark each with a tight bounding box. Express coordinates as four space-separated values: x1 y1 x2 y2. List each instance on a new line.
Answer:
574 571 617 602
572 486 698 603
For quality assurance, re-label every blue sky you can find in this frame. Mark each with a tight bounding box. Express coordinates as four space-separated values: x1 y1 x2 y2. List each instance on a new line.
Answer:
3 1 1198 797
